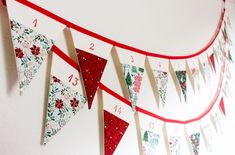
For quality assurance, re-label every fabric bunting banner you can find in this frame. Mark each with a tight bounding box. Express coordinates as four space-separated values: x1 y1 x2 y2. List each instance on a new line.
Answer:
43 53 87 144
10 19 54 94
104 110 129 155
121 64 144 110
76 49 107 109
147 57 169 107
138 112 164 155
170 60 187 103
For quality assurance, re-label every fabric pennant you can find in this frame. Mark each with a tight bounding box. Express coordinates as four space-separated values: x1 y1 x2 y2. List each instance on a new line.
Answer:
44 75 86 144
141 130 160 155
211 109 223 134
228 49 233 63
201 123 214 152
153 70 168 106
219 97 226 116
222 24 233 46
121 64 144 110
189 133 200 155
10 19 54 94
222 80 231 98
209 53 216 73
191 67 200 92
76 49 107 109
104 110 129 155
175 71 187 102
169 136 181 155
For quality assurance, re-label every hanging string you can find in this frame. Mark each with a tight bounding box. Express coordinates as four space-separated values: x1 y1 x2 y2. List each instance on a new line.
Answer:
16 0 225 59
51 45 227 124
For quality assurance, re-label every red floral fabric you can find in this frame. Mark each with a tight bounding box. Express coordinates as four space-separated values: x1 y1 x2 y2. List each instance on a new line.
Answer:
55 99 64 109
30 45 41 56
210 53 216 72
104 110 129 155
219 97 226 116
15 48 24 58
76 49 107 109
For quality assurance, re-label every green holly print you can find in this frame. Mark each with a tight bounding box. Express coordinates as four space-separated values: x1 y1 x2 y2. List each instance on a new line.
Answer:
141 129 160 155
121 64 144 110
10 19 54 93
44 75 86 144
175 71 187 102
189 133 200 155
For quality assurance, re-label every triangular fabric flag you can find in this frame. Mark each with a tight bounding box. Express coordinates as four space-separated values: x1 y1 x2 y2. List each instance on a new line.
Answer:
141 130 160 155
10 19 54 94
211 109 223 134
201 122 215 152
76 49 107 109
189 133 200 155
219 97 226 116
191 67 201 92
121 64 144 110
175 71 187 102
222 25 233 46
228 49 233 63
222 80 231 98
168 136 181 155
43 75 86 144
153 70 168 106
104 110 129 155
209 53 216 73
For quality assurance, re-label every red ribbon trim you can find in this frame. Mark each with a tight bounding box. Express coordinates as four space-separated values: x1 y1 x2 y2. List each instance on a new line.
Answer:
16 0 225 59
51 45 226 124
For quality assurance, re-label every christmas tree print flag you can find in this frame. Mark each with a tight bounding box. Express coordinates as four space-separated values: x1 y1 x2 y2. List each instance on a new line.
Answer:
121 64 144 110
189 133 201 155
104 110 129 155
9 19 54 94
141 129 160 155
153 70 168 106
43 75 86 144
175 71 187 102
76 49 107 109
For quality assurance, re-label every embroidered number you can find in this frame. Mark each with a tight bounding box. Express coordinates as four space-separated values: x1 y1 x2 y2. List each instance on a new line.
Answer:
89 43 95 51
114 105 122 115
131 56 134 63
33 19 38 27
149 122 155 129
68 74 79 86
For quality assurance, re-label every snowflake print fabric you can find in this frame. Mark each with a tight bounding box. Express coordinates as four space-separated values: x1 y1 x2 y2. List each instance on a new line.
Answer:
76 49 107 109
121 64 144 110
141 129 160 155
168 136 181 155
153 70 168 106
10 19 54 94
104 110 129 155
44 75 86 144
189 133 200 155
175 71 187 102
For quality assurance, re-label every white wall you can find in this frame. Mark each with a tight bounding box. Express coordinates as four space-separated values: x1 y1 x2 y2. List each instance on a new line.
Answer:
0 0 235 155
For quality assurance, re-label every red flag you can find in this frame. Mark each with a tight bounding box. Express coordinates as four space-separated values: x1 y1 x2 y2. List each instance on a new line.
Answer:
210 53 216 72
76 49 107 109
219 97 226 116
104 110 129 155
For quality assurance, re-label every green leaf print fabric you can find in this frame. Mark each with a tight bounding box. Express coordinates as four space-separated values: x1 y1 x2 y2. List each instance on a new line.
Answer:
10 19 54 94
175 71 187 102
44 75 86 144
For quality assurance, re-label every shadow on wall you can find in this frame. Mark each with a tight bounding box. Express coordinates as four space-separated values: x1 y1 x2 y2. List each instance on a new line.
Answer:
0 3 18 95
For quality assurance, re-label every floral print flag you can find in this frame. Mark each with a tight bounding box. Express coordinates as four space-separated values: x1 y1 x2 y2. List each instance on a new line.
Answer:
121 64 144 110
141 129 160 155
175 71 187 102
76 49 107 109
168 136 181 155
10 19 54 94
43 75 86 144
104 110 129 155
153 70 168 106
189 133 200 155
